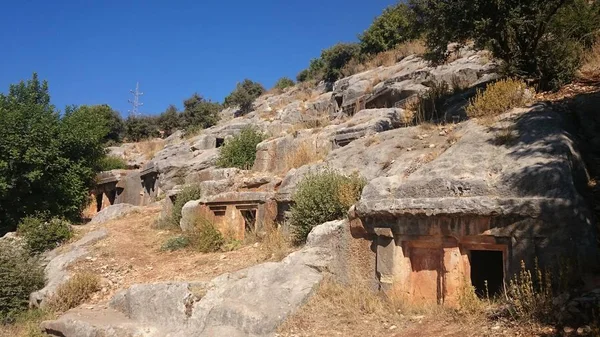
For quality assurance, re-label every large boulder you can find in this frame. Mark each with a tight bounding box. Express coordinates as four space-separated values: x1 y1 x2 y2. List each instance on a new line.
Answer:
90 204 140 225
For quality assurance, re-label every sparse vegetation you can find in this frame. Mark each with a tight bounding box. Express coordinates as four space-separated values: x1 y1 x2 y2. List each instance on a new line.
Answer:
217 127 265 169
507 260 554 322
285 143 328 171
0 243 45 324
273 77 295 91
406 81 454 124
97 155 127 171
17 217 72 254
47 273 101 312
170 184 202 228
466 79 533 119
160 236 190 251
187 218 224 253
297 43 360 83
579 38 600 82
290 169 366 243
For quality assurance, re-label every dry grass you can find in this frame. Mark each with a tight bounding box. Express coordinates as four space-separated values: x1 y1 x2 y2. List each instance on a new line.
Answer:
364 135 381 147
342 40 427 77
466 78 533 119
260 225 292 261
0 309 54 337
579 39 600 83
133 139 165 160
47 273 101 312
285 142 328 171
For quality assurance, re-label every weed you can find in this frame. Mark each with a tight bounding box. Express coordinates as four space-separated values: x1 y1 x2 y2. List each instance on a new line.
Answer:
466 78 533 119
18 217 72 254
285 142 328 171
47 273 100 312
187 218 224 253
160 236 190 251
506 260 553 322
97 156 127 171
579 38 600 82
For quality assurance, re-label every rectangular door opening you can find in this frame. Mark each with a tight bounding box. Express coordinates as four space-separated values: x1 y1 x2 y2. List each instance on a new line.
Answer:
470 250 504 298
240 209 257 233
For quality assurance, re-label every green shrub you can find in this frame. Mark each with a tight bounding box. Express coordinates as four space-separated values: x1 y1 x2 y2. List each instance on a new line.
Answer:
161 236 190 251
273 77 295 91
466 78 533 119
0 243 45 324
47 273 100 312
97 156 127 171
217 127 265 169
170 184 203 228
181 94 221 132
224 79 265 115
17 217 72 254
297 43 361 83
158 104 182 137
296 69 310 83
124 116 160 142
290 169 366 243
189 218 224 253
359 3 421 55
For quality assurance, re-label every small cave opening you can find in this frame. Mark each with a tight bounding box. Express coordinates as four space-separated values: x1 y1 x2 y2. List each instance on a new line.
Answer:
470 250 504 298
216 138 225 148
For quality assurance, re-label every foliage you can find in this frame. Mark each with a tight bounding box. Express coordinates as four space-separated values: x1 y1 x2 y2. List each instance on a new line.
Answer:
406 81 454 124
0 74 109 233
507 260 553 322
47 273 100 312
161 236 190 251
466 79 533 118
74 105 124 144
181 94 221 131
17 216 72 254
0 243 45 324
273 77 295 91
217 127 265 169
296 69 310 83
124 116 160 142
170 184 203 228
410 0 600 89
359 3 421 55
158 105 181 137
579 38 600 82
290 169 366 243
188 218 224 253
297 43 360 83
224 79 265 115
97 156 127 171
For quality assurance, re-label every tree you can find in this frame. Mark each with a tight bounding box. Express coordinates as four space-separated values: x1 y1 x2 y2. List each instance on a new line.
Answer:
181 93 221 130
273 77 295 91
296 43 360 83
216 127 264 169
158 104 181 137
0 74 108 234
75 105 124 144
124 116 160 142
224 79 265 116
359 3 421 55
410 0 600 89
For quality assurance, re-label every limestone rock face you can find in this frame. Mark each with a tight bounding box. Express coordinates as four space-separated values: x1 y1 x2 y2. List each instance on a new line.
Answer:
42 221 349 337
30 229 108 308
90 204 140 225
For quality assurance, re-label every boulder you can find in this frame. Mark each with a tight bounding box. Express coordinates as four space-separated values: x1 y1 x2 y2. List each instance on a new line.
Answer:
90 204 140 225
30 229 108 308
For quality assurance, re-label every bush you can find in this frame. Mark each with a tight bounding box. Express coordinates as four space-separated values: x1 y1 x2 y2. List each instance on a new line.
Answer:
359 3 421 55
217 127 265 169
181 94 221 132
47 273 100 312
188 218 224 253
0 243 45 324
290 169 366 243
97 156 127 171
224 79 265 116
466 79 533 119
407 81 453 124
158 105 181 137
297 43 360 83
296 69 310 83
507 260 553 322
273 77 295 91
170 184 203 228
160 236 190 251
17 217 72 254
579 38 600 82
124 116 160 142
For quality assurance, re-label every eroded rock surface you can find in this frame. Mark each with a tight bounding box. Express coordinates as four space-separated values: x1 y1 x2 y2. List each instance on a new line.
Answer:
90 204 141 225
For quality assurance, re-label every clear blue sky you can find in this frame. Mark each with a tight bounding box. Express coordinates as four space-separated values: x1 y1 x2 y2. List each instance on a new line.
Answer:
0 0 397 116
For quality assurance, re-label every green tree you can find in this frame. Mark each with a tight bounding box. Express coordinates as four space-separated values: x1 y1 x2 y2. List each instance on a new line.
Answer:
224 79 265 116
0 74 108 234
76 105 124 144
296 69 310 83
297 43 360 83
359 3 421 55
181 93 221 130
216 127 264 169
273 77 295 91
158 104 181 137
124 116 160 142
410 0 600 89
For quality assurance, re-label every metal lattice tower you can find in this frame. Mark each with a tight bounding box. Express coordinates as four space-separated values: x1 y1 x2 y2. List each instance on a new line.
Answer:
128 82 144 117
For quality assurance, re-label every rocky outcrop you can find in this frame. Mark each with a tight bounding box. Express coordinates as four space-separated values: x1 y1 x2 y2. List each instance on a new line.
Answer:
42 220 349 337
30 229 108 308
90 204 141 225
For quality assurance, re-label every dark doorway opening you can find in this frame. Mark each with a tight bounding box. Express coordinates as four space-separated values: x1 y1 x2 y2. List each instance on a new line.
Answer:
95 194 103 212
240 209 257 232
470 250 504 298
216 138 225 148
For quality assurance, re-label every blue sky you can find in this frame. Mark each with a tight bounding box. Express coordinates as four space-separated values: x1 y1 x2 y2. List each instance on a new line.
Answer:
0 0 397 116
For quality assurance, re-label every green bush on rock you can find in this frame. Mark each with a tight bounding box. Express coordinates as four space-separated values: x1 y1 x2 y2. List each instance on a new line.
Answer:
17 216 72 254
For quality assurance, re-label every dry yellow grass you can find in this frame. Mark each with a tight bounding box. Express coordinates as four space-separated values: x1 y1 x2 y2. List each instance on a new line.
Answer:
579 39 600 82
133 139 165 160
47 273 101 312
466 78 533 119
285 142 328 171
342 40 427 77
